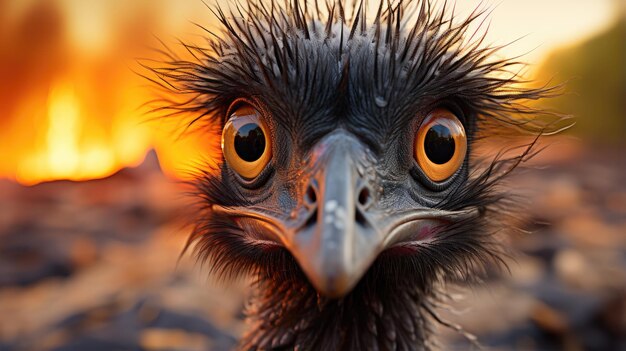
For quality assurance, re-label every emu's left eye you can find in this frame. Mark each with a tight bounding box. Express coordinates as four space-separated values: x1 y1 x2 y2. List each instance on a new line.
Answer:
222 104 272 179
415 108 467 182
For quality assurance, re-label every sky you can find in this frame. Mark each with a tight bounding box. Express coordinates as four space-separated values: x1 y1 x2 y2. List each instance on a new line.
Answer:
445 0 619 65
4 0 618 65
199 0 619 66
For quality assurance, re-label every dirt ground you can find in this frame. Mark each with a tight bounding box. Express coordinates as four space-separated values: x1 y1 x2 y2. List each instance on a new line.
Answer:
1 143 624 351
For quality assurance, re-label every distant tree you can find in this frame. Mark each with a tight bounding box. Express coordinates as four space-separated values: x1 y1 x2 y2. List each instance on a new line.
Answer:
537 16 626 143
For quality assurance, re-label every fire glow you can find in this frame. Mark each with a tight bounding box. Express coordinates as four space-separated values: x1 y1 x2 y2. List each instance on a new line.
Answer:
16 82 145 185
10 74 215 185
0 1 218 186
0 1 608 186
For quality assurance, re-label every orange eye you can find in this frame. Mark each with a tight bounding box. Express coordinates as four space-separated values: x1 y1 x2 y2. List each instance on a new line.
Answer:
415 108 467 182
221 104 272 179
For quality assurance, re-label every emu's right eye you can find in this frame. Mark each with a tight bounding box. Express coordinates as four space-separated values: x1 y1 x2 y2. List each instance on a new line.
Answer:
221 104 271 179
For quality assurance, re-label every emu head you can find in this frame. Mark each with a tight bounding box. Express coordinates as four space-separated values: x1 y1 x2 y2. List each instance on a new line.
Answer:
151 0 562 300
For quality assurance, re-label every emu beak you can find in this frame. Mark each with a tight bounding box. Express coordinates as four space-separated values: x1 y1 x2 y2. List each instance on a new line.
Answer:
289 132 381 298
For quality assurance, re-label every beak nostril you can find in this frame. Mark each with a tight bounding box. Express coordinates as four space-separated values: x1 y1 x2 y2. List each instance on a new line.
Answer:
355 209 367 225
305 184 317 206
304 208 318 228
358 186 372 208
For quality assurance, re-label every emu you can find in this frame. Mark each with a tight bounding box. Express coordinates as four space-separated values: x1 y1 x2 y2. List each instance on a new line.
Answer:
149 1 563 349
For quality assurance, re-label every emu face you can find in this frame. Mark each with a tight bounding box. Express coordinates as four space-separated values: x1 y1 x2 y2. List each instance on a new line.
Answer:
219 108 475 296
156 1 558 300
216 83 480 298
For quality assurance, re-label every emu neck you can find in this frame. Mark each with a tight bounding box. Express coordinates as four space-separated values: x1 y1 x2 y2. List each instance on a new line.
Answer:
240 278 433 350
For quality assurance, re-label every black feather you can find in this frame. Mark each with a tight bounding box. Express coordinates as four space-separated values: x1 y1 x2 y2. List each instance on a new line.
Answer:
143 1 570 349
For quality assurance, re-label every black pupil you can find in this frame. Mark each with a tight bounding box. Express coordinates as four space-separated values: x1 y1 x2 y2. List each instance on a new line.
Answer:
234 123 266 162
424 124 455 165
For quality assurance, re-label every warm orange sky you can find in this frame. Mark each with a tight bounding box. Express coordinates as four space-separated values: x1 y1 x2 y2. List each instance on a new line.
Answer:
446 0 619 64
4 0 617 64
159 0 621 67
203 0 618 63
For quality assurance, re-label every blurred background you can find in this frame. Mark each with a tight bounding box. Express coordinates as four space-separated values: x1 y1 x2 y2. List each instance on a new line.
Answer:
0 0 624 350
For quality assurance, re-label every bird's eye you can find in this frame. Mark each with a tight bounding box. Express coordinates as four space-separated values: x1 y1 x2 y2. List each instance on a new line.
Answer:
415 108 467 182
221 104 272 179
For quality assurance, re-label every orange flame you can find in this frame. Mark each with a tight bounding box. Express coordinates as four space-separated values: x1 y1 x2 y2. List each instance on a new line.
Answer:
15 81 150 185
0 1 218 186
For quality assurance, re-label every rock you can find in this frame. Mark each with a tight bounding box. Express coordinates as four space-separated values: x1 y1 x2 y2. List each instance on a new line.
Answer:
140 328 212 351
554 249 591 290
69 238 98 269
530 301 569 335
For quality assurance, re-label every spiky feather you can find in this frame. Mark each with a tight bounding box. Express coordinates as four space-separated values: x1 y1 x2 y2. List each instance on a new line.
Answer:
144 1 569 349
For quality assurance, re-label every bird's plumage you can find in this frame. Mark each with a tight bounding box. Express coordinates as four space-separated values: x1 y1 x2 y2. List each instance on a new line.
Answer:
146 1 568 349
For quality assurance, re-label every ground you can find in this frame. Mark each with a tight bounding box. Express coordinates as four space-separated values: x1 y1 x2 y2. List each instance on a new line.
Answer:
0 142 624 351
